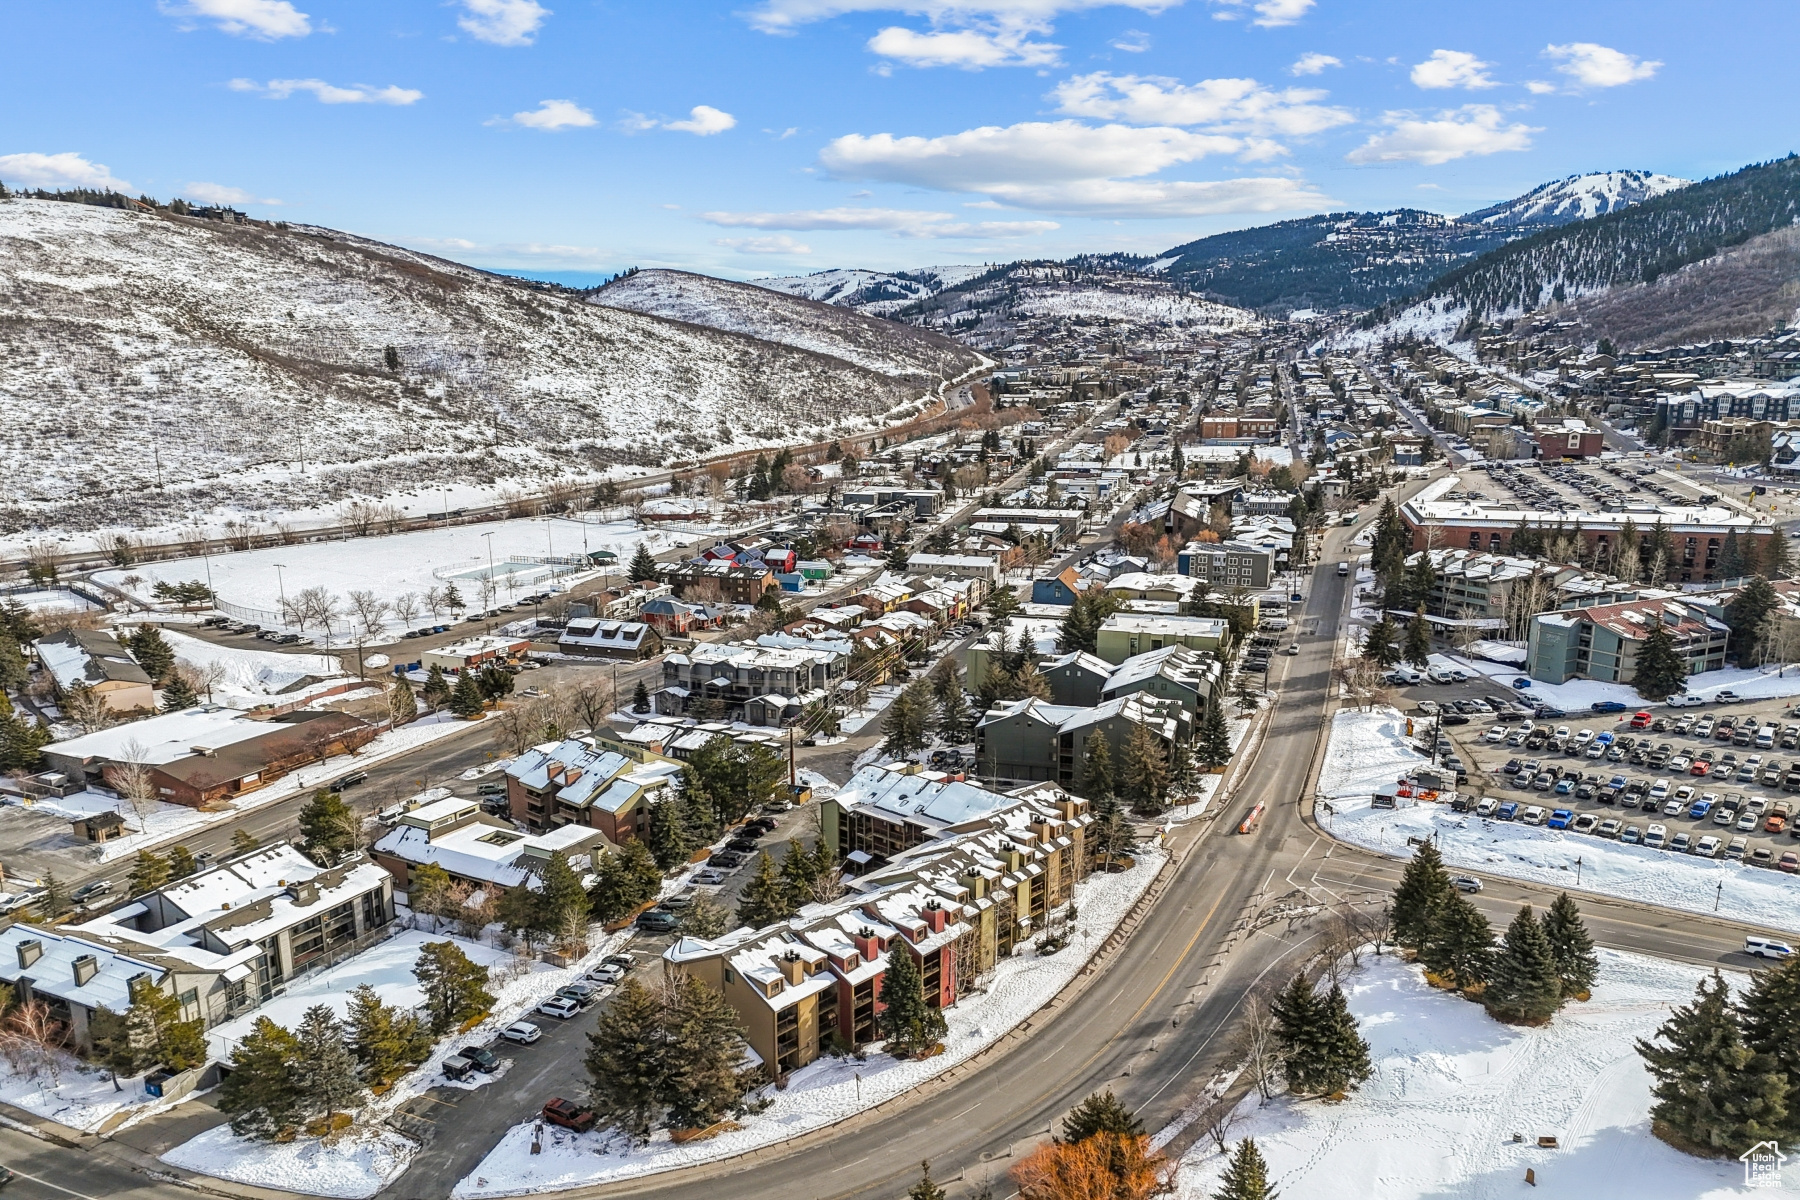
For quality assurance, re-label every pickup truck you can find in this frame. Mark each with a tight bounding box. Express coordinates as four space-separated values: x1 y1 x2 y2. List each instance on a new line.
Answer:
542 1098 597 1133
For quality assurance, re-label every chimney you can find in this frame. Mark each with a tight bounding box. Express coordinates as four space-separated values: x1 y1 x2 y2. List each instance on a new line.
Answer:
16 939 41 970
72 954 98 987
779 951 807 986
923 903 948 934
853 927 882 960
287 882 319 906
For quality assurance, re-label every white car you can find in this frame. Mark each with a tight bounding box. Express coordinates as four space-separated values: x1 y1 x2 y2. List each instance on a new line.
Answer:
1572 729 1595 747
1427 667 1458 684
501 1021 542 1044
1666 693 1706 707
537 997 582 1020
1644 823 1668 849
1522 806 1549 826
1745 937 1795 960
1484 726 1507 743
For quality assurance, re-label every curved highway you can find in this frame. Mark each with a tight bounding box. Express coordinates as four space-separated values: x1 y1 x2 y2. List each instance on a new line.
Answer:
0 529 1778 1200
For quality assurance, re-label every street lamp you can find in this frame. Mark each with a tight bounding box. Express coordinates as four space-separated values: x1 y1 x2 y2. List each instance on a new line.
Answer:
272 563 287 617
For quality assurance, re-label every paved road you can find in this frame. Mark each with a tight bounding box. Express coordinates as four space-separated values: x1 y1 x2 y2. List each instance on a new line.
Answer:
4 494 1789 1200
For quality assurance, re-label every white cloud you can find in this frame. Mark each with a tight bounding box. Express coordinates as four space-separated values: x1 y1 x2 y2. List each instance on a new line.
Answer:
1207 0 1314 27
698 206 1057 237
1346 104 1537 166
1051 71 1353 137
1290 52 1339 76
232 78 424 105
495 99 596 130
820 119 1326 216
456 0 550 46
183 181 281 205
714 235 812 254
1410 49 1497 90
0 151 132 191
1524 80 1558 95
665 106 737 136
1112 29 1150 52
1543 42 1661 88
159 0 311 39
868 25 1061 67
409 236 611 262
746 1 1184 36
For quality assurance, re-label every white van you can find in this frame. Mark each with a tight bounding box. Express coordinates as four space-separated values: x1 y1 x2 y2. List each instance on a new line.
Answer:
1745 937 1794 960
1336 562 1350 577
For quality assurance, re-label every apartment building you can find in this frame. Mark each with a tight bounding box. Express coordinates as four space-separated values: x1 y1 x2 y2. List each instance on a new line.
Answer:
1527 598 1729 685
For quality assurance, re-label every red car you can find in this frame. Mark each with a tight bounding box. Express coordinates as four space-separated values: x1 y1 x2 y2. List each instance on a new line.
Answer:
1691 760 1712 776
542 1098 597 1133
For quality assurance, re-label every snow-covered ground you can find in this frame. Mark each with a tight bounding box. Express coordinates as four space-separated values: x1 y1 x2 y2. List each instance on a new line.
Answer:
4 587 102 614
96 517 694 626
1173 950 1794 1200
1434 652 1800 711
163 1126 418 1199
163 628 349 706
1319 705 1800 934
452 849 1168 1197
1012 287 1257 331
0 1050 166 1134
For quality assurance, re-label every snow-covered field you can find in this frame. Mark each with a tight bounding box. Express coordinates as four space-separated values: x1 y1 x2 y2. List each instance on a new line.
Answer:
452 849 1169 1197
1319 705 1800 934
96 517 692 626
1174 950 1793 1200
163 629 348 705
1012 287 1257 330
162 1126 419 1200
0 1050 164 1134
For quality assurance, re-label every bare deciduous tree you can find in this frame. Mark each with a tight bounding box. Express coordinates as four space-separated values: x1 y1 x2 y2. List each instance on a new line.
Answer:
393 592 422 630
110 739 158 822
0 1000 66 1084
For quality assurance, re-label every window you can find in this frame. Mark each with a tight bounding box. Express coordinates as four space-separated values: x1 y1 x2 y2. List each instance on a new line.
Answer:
179 987 200 1021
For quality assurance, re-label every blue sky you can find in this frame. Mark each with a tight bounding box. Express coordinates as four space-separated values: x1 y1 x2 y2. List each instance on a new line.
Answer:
4 1 1794 284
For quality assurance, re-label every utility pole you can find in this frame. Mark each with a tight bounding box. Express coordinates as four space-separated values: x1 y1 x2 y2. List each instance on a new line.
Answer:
273 563 287 613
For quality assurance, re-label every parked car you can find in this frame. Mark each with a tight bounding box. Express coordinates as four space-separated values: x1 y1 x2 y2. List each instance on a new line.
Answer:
1522 806 1549 826
693 868 728 885
537 996 582 1020
501 1021 542 1044
1670 832 1693 853
1496 802 1520 821
1591 700 1629 714
1620 825 1641 844
636 910 681 933
542 1098 597 1132
1475 798 1499 817
1644 824 1668 849
586 964 626 985
1693 835 1724 858
1573 814 1600 834
1779 852 1800 874
442 1054 480 1081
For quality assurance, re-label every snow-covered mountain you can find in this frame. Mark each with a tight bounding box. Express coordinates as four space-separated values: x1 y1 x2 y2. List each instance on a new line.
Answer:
750 265 991 318
1460 170 1692 228
0 198 974 537
590 269 986 382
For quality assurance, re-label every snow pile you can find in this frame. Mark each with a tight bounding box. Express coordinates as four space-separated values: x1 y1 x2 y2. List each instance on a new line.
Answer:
1316 707 1431 802
162 1125 417 1199
452 850 1168 1196
1175 951 1770 1200
1330 797 1800 935
163 629 346 701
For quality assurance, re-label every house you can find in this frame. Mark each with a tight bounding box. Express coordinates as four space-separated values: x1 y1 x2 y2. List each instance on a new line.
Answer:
1094 614 1228 664
372 796 611 893
639 597 700 635
1030 566 1091 606
420 635 531 674
556 618 662 661
899 554 1001 584
504 736 682 841
1526 598 1730 685
17 843 397 1045
34 630 155 714
42 707 376 809
71 810 129 843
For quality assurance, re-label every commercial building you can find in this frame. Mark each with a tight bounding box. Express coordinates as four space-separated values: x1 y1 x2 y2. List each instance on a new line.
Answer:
419 635 532 674
555 618 662 660
34 630 155 715
1177 539 1276 590
1526 597 1729 685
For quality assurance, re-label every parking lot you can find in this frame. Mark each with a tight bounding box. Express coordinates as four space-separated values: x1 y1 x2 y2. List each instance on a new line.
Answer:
1460 456 1722 515
1425 697 1800 871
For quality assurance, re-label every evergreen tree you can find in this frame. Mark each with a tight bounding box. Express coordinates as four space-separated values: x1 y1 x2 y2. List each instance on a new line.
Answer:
538 851 595 945
477 665 514 704
632 680 651 712
660 973 750 1130
159 673 198 712
1269 972 1326 1095
878 943 946 1057
128 625 176 683
882 680 933 757
124 977 205 1070
219 1017 303 1139
293 1004 364 1118
1403 609 1432 670
1361 614 1401 668
1169 740 1200 803
1542 892 1599 999
345 984 429 1085
1762 529 1792 581
1059 592 1102 655
89 1005 137 1082
935 685 975 744
1484 905 1564 1024
413 940 494 1033
1737 956 1800 1139
0 711 51 772
645 796 692 871
1402 552 1436 614
1212 1137 1278 1200
1717 529 1747 581
1120 723 1170 816
986 587 1021 620
1314 982 1374 1096
1196 702 1232 770
409 862 454 922
449 670 486 717
907 1161 948 1200
1419 891 1494 990
1390 841 1451 950
1726 575 1780 665
441 582 465 611
167 845 198 880
38 871 68 919
1637 971 1788 1155
736 852 795 928
388 674 418 725
297 788 358 866
778 839 820 907
585 977 664 1140
230 828 262 856
1633 620 1688 701
127 849 171 896
421 665 452 711
1079 731 1116 805
1059 1090 1143 1143
628 542 660 583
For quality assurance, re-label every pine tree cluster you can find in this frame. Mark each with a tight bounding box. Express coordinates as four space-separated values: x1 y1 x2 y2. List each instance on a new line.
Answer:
1269 972 1373 1098
585 975 754 1141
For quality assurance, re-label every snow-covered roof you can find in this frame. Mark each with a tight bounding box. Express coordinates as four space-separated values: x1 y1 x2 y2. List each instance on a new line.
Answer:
45 705 272 766
0 923 168 1013
832 765 1021 830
